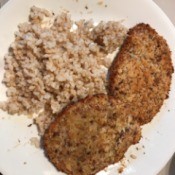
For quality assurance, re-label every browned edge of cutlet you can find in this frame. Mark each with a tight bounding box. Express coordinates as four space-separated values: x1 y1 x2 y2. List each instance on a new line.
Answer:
108 23 174 125
43 93 141 175
43 94 108 175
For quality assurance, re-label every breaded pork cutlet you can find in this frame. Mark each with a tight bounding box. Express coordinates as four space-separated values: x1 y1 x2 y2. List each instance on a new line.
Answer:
43 94 141 175
108 23 174 125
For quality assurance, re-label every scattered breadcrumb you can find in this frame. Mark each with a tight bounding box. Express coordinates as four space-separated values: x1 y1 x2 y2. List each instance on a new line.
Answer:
30 137 40 148
97 0 104 6
118 167 124 174
130 154 137 159
85 5 88 10
27 123 32 127
117 158 127 174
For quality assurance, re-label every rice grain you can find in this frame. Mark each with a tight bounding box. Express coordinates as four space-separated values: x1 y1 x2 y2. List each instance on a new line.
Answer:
0 6 127 135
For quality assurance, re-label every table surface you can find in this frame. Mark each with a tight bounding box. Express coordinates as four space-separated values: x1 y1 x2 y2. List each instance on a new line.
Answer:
0 0 175 175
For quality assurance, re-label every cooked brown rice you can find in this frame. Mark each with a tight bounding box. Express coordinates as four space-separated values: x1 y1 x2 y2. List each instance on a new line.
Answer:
0 6 127 135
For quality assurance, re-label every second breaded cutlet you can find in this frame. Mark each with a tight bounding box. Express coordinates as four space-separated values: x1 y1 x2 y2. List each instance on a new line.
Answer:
108 23 174 125
43 94 141 175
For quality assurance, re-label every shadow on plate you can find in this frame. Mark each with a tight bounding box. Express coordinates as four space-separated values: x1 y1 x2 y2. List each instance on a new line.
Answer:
169 154 175 175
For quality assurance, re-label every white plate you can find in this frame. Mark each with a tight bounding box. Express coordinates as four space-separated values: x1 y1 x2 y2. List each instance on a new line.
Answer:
0 0 175 175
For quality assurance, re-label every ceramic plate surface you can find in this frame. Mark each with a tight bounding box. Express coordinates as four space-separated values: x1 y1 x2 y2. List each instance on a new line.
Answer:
0 0 175 175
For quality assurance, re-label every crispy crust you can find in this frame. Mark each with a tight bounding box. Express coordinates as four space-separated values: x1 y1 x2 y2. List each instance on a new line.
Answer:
43 23 173 174
108 23 174 125
43 94 141 175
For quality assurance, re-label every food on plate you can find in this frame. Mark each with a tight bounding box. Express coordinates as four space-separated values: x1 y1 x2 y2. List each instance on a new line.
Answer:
92 21 127 53
108 23 174 125
0 4 174 175
0 6 127 134
44 94 141 175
